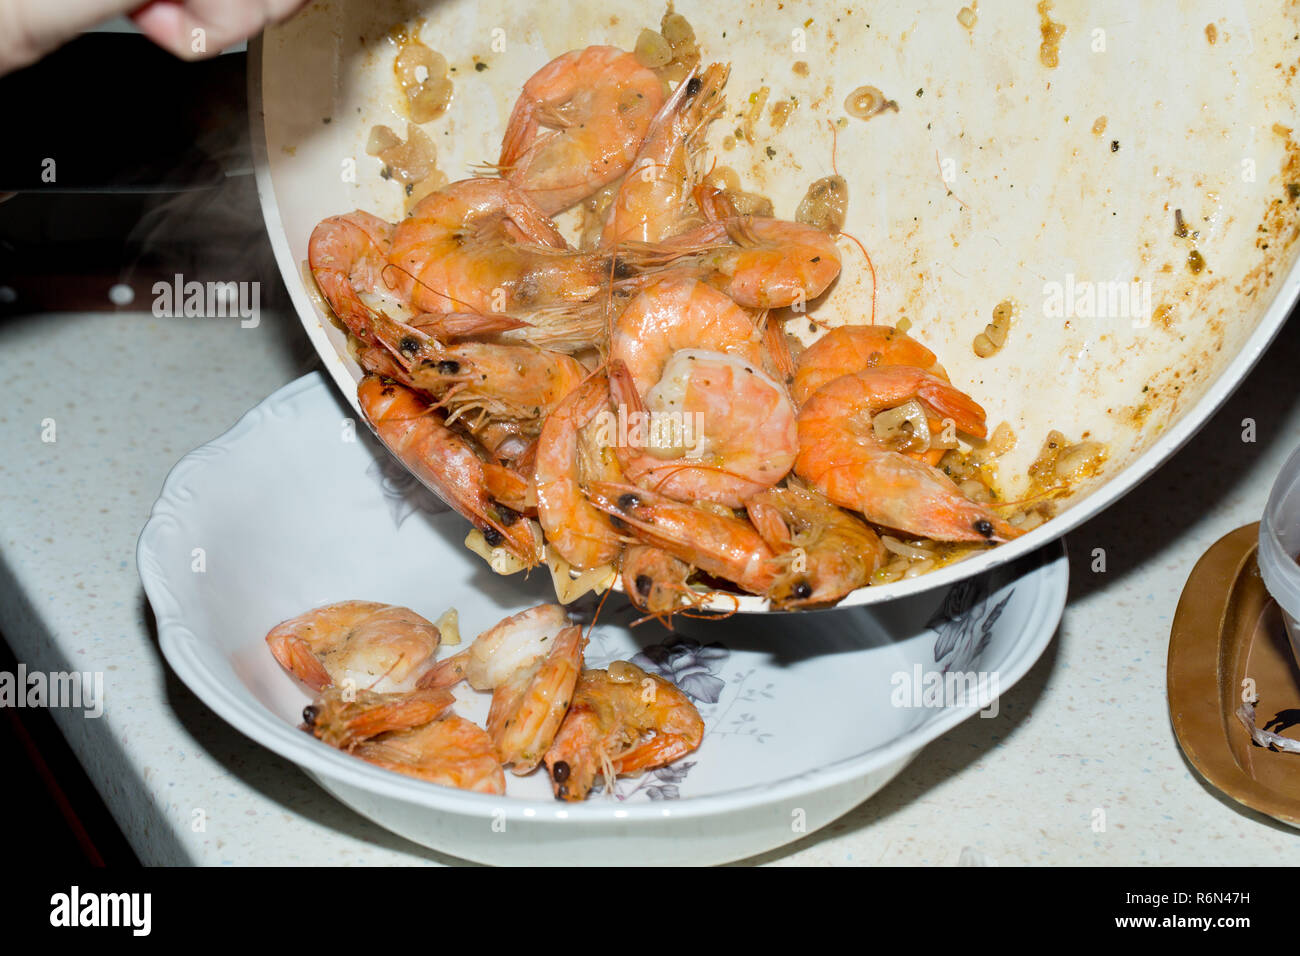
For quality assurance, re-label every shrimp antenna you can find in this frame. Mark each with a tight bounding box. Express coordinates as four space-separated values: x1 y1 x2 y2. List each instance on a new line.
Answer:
837 228 878 326
364 654 410 693
645 462 767 497
585 583 615 643
826 118 840 177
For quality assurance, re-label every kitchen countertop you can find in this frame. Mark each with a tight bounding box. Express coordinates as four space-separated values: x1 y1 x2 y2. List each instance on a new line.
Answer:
2 302 1299 866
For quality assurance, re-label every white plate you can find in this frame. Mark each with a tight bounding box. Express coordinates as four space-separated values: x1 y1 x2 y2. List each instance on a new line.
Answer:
138 373 1067 865
249 1 1300 611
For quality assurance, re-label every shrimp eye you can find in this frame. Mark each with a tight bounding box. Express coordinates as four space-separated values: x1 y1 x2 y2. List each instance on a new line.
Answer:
399 336 421 355
686 76 702 97
792 581 813 600
618 492 641 511
482 526 504 546
974 519 994 538
552 760 571 783
635 574 653 597
302 705 320 727
496 506 520 526
437 360 460 375
609 257 634 280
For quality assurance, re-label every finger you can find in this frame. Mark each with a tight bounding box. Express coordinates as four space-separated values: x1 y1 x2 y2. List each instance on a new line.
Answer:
0 0 139 74
130 0 308 61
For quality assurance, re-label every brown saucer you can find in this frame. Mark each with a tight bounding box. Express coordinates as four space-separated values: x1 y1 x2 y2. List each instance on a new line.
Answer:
1168 522 1300 827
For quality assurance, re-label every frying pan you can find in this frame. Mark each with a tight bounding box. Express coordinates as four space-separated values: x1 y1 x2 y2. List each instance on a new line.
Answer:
250 0 1300 610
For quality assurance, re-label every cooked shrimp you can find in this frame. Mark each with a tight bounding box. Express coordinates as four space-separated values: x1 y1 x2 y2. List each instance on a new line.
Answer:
265 600 442 693
620 545 702 619
534 374 625 570
609 277 764 395
792 325 955 466
499 46 666 215
387 178 622 316
544 664 704 801
794 366 1023 542
585 481 778 594
409 301 610 355
609 353 797 507
762 312 797 386
354 715 506 794
303 685 454 751
358 376 543 566
629 216 842 309
425 604 571 691
746 482 886 608
482 461 536 516
604 277 796 504
791 325 943 405
364 310 589 433
477 422 536 466
692 182 740 222
425 604 582 773
486 624 584 773
308 210 402 343
601 63 730 247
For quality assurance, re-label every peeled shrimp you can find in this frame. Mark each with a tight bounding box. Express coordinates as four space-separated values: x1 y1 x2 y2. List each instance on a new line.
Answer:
358 375 543 566
426 604 583 773
485 625 584 774
746 482 886 609
601 63 730 247
499 46 666 215
427 604 572 690
544 664 704 801
354 715 506 794
534 374 625 570
265 600 443 693
585 481 778 595
794 366 1023 542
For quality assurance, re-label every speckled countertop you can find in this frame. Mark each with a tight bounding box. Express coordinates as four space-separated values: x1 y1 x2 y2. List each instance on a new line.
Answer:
2 304 1299 866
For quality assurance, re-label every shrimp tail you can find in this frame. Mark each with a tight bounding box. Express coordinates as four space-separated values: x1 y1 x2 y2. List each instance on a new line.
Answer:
267 635 334 692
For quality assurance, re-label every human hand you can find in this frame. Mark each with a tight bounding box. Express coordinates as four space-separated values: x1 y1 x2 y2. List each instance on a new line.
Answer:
0 0 310 76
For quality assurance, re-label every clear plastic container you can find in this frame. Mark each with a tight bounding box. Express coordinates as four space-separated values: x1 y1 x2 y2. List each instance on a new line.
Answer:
1258 443 1300 663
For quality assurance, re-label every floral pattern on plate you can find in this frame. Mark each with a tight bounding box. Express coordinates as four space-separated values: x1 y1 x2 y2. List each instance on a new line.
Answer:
928 579 1015 674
